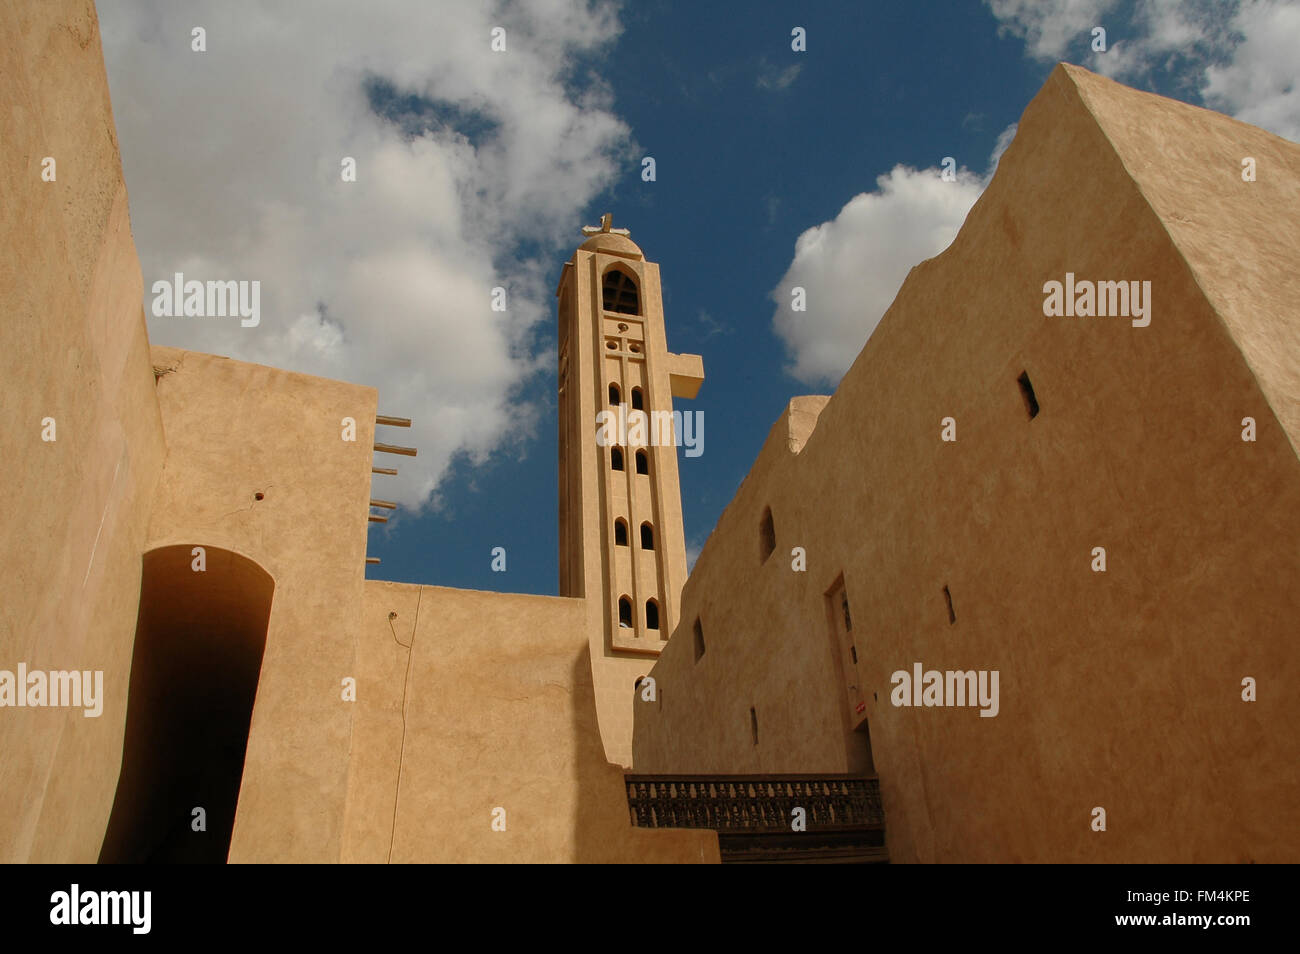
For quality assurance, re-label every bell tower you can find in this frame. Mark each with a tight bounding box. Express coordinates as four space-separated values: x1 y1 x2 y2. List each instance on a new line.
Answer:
556 214 703 763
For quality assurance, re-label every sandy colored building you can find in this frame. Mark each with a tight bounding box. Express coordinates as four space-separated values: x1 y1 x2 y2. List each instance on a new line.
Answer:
2 1 1295 864
633 63 1300 863
0 0 712 865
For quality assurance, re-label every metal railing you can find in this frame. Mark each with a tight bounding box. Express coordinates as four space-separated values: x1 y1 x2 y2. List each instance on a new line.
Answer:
625 773 884 833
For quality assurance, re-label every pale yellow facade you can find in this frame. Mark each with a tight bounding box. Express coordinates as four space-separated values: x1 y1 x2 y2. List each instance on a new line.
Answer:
633 64 1300 863
0 0 713 864
2 2 1295 866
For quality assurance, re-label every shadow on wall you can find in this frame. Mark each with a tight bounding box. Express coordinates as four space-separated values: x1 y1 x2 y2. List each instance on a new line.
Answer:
572 646 634 862
99 545 273 863
571 647 718 863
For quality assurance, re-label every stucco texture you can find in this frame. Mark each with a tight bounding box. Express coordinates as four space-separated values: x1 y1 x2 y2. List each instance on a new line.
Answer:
0 0 167 863
342 581 717 863
633 64 1300 863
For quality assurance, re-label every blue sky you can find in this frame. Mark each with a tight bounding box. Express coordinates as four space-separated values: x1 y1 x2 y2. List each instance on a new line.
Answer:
97 0 1299 597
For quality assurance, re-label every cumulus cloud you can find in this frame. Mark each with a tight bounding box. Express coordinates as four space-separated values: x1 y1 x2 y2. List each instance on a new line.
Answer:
988 0 1300 142
1202 1 1300 142
986 0 1118 61
97 0 633 511
769 134 1012 386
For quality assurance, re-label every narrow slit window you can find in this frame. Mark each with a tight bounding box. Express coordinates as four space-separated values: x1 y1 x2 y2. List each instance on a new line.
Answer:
693 618 705 662
749 707 759 745
943 584 956 624
1017 371 1040 419
759 507 775 562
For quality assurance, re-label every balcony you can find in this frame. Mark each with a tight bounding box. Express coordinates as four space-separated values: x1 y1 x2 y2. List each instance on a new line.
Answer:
625 773 887 863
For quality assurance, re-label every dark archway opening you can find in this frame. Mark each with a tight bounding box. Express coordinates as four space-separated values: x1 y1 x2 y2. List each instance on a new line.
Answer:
99 545 274 863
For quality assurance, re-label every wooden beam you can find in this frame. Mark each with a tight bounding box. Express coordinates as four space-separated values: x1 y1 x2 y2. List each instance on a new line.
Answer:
374 443 417 457
372 467 398 475
376 415 412 427
370 498 397 510
368 514 388 523
366 557 380 565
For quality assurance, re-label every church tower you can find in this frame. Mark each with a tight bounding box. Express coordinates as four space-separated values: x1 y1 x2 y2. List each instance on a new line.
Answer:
556 215 703 763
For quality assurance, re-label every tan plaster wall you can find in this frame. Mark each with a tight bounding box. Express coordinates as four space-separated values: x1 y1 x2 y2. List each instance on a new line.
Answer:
0 0 168 862
1061 65 1300 455
634 64 1300 863
145 347 378 862
343 581 717 863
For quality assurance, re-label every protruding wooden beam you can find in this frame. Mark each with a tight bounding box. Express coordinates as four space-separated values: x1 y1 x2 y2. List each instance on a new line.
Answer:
368 514 388 523
366 557 380 565
370 498 397 510
374 443 417 457
376 415 412 427
372 467 398 475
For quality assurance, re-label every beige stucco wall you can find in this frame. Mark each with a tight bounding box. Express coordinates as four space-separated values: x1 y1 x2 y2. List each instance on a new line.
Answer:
634 64 1300 863
0 0 168 862
343 581 717 863
145 347 377 862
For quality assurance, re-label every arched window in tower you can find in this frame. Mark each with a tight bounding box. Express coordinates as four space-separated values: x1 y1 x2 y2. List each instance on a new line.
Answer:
611 447 624 471
641 522 655 551
759 506 776 562
631 387 643 410
635 450 649 475
602 268 640 315
645 599 660 631
618 596 633 628
609 383 621 406
614 519 628 546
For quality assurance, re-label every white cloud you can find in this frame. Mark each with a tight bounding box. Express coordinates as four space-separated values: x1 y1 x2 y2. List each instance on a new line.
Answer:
988 122 1019 174
988 0 1300 143
769 132 1012 386
757 62 803 91
1202 1 1300 142
97 0 633 511
986 0 1118 61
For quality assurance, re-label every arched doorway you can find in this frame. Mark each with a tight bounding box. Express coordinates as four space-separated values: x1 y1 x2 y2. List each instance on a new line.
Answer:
99 545 274 863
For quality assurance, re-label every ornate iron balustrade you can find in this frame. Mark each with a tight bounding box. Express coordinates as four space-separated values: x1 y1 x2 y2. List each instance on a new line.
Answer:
625 773 884 833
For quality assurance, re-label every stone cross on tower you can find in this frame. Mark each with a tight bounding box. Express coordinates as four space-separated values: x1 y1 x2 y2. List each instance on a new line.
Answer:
581 212 632 238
